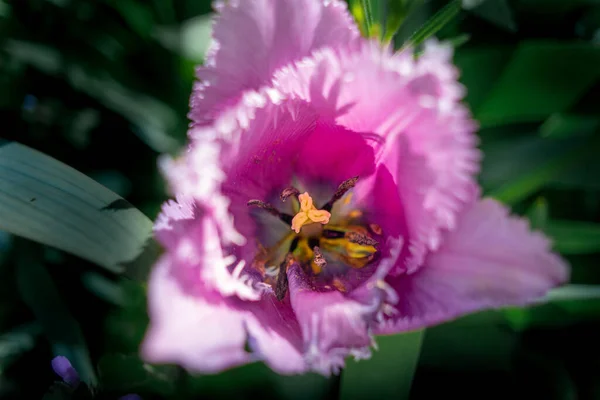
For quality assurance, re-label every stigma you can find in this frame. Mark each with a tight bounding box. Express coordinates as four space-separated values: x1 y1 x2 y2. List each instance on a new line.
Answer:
291 192 331 234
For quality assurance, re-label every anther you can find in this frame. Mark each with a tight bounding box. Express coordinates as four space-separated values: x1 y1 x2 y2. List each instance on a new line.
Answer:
313 246 327 269
345 231 379 247
247 199 293 225
280 186 300 202
322 176 359 212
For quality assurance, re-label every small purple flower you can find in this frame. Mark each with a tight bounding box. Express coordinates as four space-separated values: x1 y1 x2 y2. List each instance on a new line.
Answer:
119 395 142 400
141 0 568 375
51 356 80 387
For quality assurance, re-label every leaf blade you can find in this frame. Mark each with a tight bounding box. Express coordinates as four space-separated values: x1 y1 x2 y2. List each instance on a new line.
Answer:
340 330 424 400
0 141 153 273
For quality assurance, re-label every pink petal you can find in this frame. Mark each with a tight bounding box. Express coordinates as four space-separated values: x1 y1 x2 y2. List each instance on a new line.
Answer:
142 257 306 374
376 198 569 334
190 0 359 125
286 263 375 375
141 257 252 372
274 41 481 272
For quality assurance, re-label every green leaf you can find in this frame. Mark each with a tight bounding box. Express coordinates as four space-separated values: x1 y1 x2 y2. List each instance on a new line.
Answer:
454 46 514 111
16 243 97 386
482 135 598 205
476 41 600 127
383 0 425 43
545 285 600 302
403 0 461 48
81 272 125 306
544 220 600 254
504 285 600 331
97 353 177 396
340 331 423 400
3 40 182 153
153 15 214 63
466 0 517 32
526 197 549 231
0 141 153 274
0 322 42 374
539 113 600 138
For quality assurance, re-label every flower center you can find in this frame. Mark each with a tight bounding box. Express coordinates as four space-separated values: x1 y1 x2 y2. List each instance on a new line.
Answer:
247 177 381 301
291 192 331 234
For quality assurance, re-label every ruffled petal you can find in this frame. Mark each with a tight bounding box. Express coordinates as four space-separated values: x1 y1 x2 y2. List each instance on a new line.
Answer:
274 41 481 272
286 263 375 375
190 0 359 125
376 198 569 334
142 257 306 374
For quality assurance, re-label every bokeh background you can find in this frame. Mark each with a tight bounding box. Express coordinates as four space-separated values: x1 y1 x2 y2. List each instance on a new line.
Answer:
1 0 600 399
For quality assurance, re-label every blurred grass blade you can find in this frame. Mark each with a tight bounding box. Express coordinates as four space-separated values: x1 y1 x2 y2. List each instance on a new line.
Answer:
349 0 375 38
404 0 461 48
81 272 126 306
526 197 549 231
476 41 600 126
16 243 97 385
0 141 153 274
545 285 600 302
340 330 423 400
540 113 600 138
0 322 42 373
544 220 600 254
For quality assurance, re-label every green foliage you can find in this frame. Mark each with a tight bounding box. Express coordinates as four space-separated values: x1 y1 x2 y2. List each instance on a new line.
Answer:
0 141 153 274
1 0 600 399
340 331 423 400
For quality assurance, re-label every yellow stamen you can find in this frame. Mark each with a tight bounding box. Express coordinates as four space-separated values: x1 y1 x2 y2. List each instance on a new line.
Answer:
291 192 331 234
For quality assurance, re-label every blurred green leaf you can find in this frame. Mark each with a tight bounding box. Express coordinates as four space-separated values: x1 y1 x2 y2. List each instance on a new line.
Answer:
384 0 421 42
482 135 598 204
516 0 600 14
466 0 516 32
97 353 177 396
454 46 513 110
419 312 517 371
0 322 42 374
505 292 600 332
476 41 600 126
16 244 97 386
545 284 600 302
0 141 153 274
104 280 149 354
81 272 125 306
107 0 154 38
540 113 600 138
349 0 376 38
340 330 423 400
526 197 549 231
3 39 182 153
404 0 461 48
154 14 213 63
42 383 73 400
544 220 600 254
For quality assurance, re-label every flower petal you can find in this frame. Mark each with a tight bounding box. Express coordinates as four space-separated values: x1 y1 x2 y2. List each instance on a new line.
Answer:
142 257 305 374
190 0 359 125
286 264 377 375
376 198 569 334
51 356 80 387
274 41 481 272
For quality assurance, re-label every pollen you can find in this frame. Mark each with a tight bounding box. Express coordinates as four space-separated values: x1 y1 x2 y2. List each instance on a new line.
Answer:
291 192 331 234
